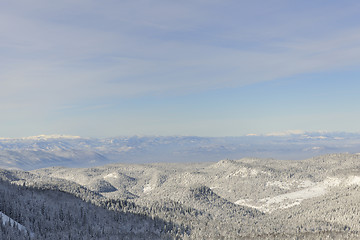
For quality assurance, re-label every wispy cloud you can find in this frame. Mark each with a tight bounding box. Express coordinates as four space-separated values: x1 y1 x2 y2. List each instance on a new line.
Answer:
1 1 360 136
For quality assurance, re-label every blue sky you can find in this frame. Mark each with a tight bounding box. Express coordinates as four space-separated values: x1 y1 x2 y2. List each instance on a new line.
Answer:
1 0 360 137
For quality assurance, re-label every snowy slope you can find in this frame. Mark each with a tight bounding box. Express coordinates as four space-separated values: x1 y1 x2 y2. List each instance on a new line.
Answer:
0 211 34 237
3 153 360 238
25 153 360 214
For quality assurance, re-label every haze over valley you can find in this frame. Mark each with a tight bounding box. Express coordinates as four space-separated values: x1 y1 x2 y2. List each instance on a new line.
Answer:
1 131 360 170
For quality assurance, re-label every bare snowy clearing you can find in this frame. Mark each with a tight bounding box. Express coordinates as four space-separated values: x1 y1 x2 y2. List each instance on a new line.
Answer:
0 211 33 237
235 176 360 213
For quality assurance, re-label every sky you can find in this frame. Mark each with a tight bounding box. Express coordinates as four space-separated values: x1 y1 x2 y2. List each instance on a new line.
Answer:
1 0 360 138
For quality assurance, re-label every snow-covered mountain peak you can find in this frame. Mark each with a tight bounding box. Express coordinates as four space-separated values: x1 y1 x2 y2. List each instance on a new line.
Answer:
265 129 306 136
0 134 82 141
21 134 82 140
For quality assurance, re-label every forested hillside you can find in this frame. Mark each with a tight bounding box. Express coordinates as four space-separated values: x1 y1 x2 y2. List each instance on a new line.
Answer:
0 179 180 239
2 153 360 239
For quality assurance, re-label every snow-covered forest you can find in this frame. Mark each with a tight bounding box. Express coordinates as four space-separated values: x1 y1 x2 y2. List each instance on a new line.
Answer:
1 153 360 239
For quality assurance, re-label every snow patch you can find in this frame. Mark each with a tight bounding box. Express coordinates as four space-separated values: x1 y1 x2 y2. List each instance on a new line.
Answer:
104 172 119 179
21 135 82 140
1 211 34 237
266 181 292 190
143 184 153 193
118 146 133 152
297 180 314 188
246 133 258 136
235 177 342 213
266 130 305 137
323 177 342 187
226 167 260 178
306 136 327 140
345 176 360 186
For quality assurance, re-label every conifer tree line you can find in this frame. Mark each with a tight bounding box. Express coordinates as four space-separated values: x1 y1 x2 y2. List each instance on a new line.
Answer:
3 177 360 240
0 179 181 239
2 154 360 239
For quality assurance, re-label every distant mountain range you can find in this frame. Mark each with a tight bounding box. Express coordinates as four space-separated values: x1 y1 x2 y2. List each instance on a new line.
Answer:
0 132 360 170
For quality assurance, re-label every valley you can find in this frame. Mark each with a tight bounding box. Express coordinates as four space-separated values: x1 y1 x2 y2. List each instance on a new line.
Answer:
1 133 360 170
2 152 360 239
